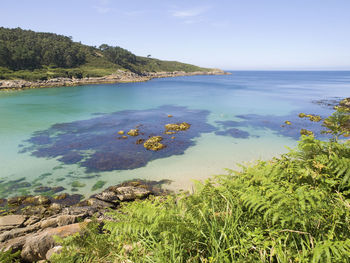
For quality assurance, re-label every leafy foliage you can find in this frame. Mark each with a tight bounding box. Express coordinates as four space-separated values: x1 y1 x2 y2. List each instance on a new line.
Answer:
0 27 209 80
0 249 20 262
0 27 86 70
51 132 350 262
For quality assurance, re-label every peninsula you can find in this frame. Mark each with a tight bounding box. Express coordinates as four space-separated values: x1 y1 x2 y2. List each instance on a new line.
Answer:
0 27 227 90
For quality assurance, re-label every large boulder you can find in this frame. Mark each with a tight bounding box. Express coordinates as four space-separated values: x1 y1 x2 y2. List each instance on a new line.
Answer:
107 186 151 201
20 222 85 262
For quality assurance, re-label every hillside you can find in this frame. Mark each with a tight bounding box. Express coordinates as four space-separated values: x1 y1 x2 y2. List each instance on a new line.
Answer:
0 27 211 81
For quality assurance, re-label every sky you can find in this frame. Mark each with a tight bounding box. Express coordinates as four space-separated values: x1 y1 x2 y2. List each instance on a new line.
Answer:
1 0 350 70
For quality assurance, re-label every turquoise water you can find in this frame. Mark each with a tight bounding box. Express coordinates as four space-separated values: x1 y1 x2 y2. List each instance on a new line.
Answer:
0 71 349 198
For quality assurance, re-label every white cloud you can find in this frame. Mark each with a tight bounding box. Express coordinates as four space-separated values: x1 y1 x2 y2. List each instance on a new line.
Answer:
172 6 210 18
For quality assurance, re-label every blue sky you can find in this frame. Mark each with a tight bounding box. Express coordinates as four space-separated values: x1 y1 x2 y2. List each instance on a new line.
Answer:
1 0 350 70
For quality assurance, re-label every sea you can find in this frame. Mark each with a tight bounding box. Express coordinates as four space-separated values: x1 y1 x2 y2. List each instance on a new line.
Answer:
0 71 349 198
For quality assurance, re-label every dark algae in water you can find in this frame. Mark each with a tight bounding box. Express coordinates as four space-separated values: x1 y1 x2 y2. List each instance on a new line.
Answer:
19 105 216 172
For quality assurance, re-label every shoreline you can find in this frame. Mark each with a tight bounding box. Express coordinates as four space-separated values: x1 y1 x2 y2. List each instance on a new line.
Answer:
0 180 169 261
0 69 230 91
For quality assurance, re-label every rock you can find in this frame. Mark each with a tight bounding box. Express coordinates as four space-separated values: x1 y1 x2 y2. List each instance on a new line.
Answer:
0 215 27 227
24 216 41 226
136 138 145 144
86 198 115 208
143 136 165 151
40 215 77 229
23 195 51 206
21 223 85 262
94 191 120 204
0 225 39 242
34 186 51 193
0 235 27 253
7 196 26 206
61 206 97 217
165 122 191 131
127 129 139 136
54 193 68 200
46 245 63 260
49 203 62 211
107 186 151 201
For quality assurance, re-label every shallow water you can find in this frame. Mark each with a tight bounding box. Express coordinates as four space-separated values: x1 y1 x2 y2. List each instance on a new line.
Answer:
0 71 349 198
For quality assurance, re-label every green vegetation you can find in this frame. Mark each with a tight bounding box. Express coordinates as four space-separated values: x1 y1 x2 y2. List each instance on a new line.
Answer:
0 249 20 263
0 27 209 81
47 107 350 263
71 181 86 188
91 180 106 191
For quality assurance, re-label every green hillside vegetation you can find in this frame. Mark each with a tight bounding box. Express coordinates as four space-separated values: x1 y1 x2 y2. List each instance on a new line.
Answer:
0 27 209 81
41 105 348 262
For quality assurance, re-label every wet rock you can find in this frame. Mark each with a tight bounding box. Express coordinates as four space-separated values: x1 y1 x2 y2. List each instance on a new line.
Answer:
7 196 26 206
144 136 165 151
34 186 52 193
49 203 62 211
54 193 68 200
135 138 145 144
0 215 27 227
127 129 139 136
23 195 51 206
165 122 191 131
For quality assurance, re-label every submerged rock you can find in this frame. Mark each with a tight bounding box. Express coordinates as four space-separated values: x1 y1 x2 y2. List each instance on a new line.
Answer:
165 122 191 131
127 129 139 136
143 136 165 151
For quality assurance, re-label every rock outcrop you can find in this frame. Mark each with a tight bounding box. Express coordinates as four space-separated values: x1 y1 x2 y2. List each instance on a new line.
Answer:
0 181 164 262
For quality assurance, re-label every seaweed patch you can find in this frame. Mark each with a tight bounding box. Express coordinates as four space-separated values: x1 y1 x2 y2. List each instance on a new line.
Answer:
19 105 216 172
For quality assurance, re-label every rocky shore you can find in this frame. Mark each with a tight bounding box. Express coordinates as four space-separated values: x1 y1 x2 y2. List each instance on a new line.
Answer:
0 69 229 91
0 180 169 262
